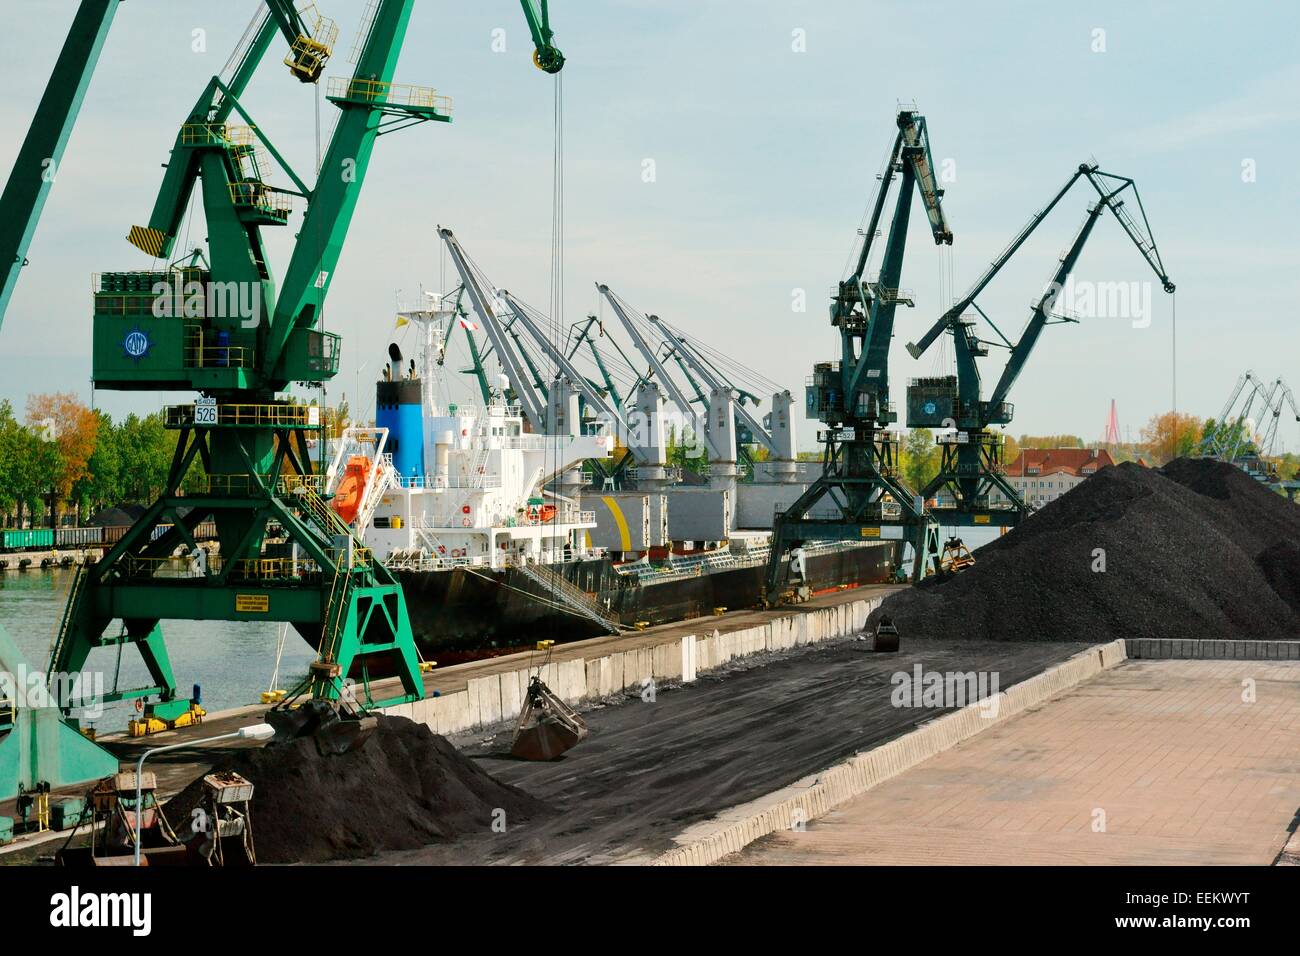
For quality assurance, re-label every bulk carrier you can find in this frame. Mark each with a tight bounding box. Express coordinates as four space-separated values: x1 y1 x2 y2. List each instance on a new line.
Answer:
320 286 901 657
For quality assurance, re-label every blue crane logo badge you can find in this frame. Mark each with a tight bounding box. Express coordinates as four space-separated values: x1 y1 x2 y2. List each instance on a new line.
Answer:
122 326 152 363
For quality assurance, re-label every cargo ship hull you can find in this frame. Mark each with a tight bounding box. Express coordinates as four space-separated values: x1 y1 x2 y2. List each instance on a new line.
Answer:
396 540 901 654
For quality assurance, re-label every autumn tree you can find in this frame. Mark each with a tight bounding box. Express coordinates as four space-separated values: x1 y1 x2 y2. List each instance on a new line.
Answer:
999 432 1020 471
74 409 122 517
27 392 99 525
1140 411 1203 465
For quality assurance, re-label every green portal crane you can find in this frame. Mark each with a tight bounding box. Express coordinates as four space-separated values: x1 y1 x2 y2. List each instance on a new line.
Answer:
765 110 952 601
57 1 561 730
0 0 121 328
905 164 1174 525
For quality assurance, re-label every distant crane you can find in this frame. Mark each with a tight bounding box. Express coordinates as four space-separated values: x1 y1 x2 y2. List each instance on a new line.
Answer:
905 163 1174 526
1202 372 1300 493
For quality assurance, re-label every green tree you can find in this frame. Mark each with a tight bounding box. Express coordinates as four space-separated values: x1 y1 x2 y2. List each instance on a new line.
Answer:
75 409 122 516
1200 416 1255 457
1017 433 1084 449
0 400 62 528
115 413 173 502
900 427 940 491
0 402 61 526
666 424 710 477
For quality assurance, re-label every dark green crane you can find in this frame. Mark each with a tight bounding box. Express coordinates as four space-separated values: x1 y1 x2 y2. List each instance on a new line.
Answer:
905 164 1174 526
765 110 952 601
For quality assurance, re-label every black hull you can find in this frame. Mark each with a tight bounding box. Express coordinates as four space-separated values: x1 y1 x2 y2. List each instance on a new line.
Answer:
396 542 901 655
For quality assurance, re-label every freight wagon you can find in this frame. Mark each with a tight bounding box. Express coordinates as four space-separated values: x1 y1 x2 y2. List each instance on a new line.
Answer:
0 528 54 550
1 521 219 553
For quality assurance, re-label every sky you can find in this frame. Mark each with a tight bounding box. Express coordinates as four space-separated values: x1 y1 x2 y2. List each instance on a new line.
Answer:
1 0 1297 453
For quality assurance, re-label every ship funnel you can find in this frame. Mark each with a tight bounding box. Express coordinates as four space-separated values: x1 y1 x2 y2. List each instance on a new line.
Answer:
377 344 425 481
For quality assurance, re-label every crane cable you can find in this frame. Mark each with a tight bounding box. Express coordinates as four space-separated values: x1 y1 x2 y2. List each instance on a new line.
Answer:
544 69 565 633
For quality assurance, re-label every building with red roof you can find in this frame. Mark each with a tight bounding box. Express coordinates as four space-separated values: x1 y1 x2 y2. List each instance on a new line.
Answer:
992 447 1118 508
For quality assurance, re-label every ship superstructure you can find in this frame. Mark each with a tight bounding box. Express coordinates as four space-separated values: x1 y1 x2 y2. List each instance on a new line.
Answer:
326 293 607 573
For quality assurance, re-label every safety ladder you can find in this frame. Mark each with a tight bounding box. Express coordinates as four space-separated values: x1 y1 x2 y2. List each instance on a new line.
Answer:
291 483 356 543
517 560 623 634
467 445 491 489
47 563 88 689
316 560 355 671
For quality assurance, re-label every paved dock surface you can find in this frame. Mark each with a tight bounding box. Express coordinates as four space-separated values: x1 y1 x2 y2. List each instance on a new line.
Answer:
375 638 1083 865
727 659 1300 866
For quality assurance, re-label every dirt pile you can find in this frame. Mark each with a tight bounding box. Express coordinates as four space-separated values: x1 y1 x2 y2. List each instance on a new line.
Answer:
165 715 548 863
869 458 1300 643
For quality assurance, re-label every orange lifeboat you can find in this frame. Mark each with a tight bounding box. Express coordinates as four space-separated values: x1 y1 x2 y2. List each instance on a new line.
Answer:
526 503 558 524
332 455 372 524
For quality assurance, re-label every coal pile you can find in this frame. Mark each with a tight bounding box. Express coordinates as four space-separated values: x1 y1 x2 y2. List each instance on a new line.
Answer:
869 458 1300 643
165 715 548 863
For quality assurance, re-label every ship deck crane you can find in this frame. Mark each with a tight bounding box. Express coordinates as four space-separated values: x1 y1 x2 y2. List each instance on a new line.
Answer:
905 163 1174 526
597 284 706 448
765 109 953 600
567 314 636 412
440 229 644 455
646 313 783 457
51 2 565 756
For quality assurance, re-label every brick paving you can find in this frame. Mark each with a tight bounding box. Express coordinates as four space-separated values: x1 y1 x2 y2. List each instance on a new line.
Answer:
730 659 1300 865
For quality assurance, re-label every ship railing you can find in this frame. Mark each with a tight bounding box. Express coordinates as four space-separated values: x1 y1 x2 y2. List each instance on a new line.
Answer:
396 474 503 490
503 435 559 451
385 552 495 572
503 509 597 528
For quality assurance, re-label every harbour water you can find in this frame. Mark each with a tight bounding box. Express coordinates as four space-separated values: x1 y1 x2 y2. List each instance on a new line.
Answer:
0 526 1006 732
0 567 316 731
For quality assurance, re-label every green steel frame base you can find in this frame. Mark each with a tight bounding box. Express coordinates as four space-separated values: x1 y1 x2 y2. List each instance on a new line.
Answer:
921 432 1030 528
47 419 425 720
764 431 941 600
925 508 1023 528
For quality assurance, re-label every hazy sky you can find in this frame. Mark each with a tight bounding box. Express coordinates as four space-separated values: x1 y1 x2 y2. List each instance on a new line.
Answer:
1 1 1297 452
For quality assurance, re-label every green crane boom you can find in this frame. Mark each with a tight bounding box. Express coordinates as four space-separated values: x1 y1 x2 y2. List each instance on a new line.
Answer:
520 0 565 73
0 0 120 328
904 163 1174 525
